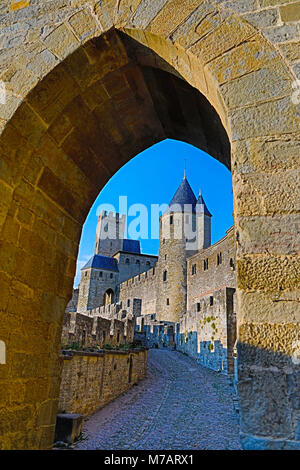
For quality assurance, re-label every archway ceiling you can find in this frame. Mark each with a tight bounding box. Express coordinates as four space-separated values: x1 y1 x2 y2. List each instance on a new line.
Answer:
5 29 230 224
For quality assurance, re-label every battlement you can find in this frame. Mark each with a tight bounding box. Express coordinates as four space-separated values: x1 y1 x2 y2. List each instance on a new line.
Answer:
61 311 134 348
120 266 156 290
99 210 126 222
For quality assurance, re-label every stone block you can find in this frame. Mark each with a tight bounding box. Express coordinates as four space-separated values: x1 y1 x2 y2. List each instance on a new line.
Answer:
220 63 291 109
54 413 83 444
243 8 279 28
131 0 168 29
237 254 300 292
278 40 300 61
68 8 100 42
263 24 299 43
230 96 299 141
280 2 300 22
147 0 200 37
43 23 80 60
190 15 255 64
208 36 281 85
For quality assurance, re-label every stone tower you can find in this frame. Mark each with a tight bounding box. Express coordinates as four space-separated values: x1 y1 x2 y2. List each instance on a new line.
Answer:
77 255 119 313
95 210 126 257
196 190 212 250
155 173 212 323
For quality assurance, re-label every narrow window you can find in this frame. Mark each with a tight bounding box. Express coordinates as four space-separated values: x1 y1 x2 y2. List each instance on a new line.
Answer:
163 270 167 282
162 238 165 244
99 271 103 278
117 332 120 343
146 261 150 266
127 299 130 307
110 273 113 278
192 264 197 275
136 259 140 265
210 296 213 306
197 303 201 312
204 259 208 271
167 298 169 305
125 258 130 264
170 214 173 225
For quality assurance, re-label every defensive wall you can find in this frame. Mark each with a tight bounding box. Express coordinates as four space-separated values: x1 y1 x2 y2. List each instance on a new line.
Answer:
58 348 148 416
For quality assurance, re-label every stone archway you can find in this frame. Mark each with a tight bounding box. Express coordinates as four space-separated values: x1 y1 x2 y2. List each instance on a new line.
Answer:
0 1 299 450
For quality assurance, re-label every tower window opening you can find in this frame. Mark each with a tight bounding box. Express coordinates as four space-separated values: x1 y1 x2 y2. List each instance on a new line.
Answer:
127 299 130 307
210 296 214 306
125 258 130 264
170 214 173 225
110 273 113 278
99 271 103 278
192 264 197 275
167 298 169 305
136 259 140 265
163 270 167 282
204 259 208 271
146 261 150 266
217 253 222 265
197 303 201 312
163 238 165 244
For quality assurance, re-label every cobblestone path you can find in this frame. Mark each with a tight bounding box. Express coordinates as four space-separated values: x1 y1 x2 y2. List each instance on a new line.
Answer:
75 349 241 450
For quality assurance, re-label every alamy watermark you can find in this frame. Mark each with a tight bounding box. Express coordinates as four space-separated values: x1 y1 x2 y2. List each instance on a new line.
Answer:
95 196 205 251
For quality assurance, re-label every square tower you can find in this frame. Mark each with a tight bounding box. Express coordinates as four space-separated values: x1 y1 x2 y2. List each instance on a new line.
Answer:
95 211 126 257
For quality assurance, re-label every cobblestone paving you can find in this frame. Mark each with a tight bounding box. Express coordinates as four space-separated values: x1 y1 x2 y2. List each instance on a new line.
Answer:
75 349 241 450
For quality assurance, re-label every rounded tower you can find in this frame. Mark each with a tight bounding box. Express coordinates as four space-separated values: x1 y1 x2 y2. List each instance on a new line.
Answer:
155 173 212 323
156 173 197 323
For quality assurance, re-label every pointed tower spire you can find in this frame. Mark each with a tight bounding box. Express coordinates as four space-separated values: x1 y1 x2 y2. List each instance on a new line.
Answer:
196 189 212 217
184 158 187 179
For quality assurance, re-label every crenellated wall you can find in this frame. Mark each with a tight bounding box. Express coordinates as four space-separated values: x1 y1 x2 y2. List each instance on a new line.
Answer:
61 311 134 348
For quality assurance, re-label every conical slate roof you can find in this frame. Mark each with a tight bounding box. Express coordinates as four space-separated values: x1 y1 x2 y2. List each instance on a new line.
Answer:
166 176 197 213
196 191 212 217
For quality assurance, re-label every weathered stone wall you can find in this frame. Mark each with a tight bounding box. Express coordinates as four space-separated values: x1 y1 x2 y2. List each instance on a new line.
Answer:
58 348 148 416
0 0 299 451
61 312 134 348
177 287 237 375
187 227 236 311
119 267 158 315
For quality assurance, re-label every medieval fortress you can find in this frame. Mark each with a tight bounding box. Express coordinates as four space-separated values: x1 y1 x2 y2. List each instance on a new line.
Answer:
65 173 237 376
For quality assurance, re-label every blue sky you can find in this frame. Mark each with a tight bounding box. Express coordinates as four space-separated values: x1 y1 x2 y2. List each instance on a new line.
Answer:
74 139 233 286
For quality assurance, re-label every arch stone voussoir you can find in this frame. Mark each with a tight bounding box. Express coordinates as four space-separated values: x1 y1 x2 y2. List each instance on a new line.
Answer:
0 0 299 451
